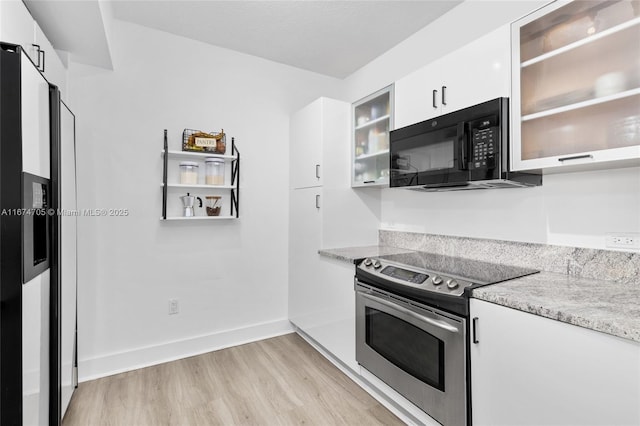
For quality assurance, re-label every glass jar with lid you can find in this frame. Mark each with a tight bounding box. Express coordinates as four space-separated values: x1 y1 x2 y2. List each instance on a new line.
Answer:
205 157 225 185
179 161 199 184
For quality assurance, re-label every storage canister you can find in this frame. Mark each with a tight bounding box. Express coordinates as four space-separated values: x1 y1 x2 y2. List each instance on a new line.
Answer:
205 157 225 185
179 161 199 184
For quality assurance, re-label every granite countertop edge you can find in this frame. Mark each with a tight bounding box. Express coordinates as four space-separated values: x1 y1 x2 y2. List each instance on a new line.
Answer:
318 245 640 345
318 245 415 263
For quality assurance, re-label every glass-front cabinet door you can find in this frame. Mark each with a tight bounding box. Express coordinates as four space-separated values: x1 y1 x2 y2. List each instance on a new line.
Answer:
352 85 394 187
511 0 640 171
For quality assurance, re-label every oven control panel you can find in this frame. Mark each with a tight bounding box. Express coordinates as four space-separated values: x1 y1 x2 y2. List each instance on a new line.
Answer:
358 258 473 297
381 265 428 284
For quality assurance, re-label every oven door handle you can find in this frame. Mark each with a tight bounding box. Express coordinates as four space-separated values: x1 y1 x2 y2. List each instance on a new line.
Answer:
360 291 460 334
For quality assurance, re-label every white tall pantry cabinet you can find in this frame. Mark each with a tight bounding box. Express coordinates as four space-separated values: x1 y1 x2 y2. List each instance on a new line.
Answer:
289 98 378 372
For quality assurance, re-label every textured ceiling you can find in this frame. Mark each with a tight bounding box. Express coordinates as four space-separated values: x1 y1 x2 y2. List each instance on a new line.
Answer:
110 1 462 78
22 1 462 77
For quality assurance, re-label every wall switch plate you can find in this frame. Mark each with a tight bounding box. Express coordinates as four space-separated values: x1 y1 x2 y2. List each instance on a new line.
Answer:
606 233 640 250
168 299 179 315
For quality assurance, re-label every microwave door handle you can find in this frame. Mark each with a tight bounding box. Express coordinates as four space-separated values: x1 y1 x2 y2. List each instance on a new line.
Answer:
457 123 468 170
359 291 460 334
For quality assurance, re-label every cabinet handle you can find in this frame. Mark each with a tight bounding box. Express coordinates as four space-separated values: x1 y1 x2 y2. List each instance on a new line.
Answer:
315 164 320 179
31 44 41 69
40 49 45 72
558 154 593 162
472 317 479 344
315 194 320 209
441 86 447 106
432 89 438 108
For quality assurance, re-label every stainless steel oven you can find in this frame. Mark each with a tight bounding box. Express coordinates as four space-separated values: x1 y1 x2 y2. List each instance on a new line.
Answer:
355 252 538 426
356 282 466 426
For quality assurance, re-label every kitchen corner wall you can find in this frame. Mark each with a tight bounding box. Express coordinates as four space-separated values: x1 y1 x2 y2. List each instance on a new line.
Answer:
68 19 342 381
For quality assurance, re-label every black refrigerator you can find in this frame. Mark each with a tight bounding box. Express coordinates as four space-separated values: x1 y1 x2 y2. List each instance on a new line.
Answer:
0 42 78 425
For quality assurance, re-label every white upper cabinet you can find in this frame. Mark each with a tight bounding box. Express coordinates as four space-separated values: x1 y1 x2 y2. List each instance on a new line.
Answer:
352 85 393 187
35 22 67 97
438 25 511 115
0 1 68 99
290 99 323 189
395 24 510 130
395 59 442 128
0 0 37 63
511 0 640 171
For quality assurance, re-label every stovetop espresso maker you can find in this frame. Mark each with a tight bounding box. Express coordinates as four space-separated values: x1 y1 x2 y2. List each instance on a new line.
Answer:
179 193 202 217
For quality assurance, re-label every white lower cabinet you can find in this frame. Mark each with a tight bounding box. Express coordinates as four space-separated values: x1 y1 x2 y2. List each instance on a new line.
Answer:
470 299 640 426
288 187 323 331
289 254 358 372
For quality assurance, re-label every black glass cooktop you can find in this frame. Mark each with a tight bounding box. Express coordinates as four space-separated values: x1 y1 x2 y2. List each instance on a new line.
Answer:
375 251 539 285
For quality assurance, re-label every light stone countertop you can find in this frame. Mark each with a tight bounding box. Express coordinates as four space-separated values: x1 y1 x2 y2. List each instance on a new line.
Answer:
318 245 640 344
318 245 415 263
472 271 640 344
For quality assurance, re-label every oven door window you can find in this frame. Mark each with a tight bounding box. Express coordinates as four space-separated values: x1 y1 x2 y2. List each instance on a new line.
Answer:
365 307 445 391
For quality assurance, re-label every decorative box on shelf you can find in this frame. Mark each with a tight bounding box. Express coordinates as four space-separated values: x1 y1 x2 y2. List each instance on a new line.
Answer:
182 128 227 154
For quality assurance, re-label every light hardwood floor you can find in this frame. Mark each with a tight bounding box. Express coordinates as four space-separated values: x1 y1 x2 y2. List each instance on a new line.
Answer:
62 333 404 426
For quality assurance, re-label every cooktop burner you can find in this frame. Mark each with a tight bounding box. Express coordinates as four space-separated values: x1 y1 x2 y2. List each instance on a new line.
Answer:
355 250 538 315
376 251 538 286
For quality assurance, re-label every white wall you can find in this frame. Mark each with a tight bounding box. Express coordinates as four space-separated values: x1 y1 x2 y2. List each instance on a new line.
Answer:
342 0 640 250
69 19 342 380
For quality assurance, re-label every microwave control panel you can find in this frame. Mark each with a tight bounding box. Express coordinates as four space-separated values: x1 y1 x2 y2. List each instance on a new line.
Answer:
472 127 495 168
470 115 498 170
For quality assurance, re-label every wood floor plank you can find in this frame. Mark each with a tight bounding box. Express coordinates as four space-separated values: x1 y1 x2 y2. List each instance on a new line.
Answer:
62 333 404 426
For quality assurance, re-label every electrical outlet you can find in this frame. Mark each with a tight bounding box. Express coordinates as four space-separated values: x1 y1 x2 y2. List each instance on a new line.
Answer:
606 233 640 249
168 299 179 315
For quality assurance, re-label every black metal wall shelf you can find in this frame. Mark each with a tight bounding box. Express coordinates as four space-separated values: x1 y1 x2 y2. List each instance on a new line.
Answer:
161 129 240 220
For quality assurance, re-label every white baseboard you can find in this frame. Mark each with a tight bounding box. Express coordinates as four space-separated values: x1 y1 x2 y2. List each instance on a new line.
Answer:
79 319 294 382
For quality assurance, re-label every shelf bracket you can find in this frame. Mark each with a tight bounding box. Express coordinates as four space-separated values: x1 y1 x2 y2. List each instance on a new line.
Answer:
162 129 168 220
231 137 240 218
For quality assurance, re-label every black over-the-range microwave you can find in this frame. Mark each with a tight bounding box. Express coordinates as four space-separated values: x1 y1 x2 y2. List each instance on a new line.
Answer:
390 97 542 191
